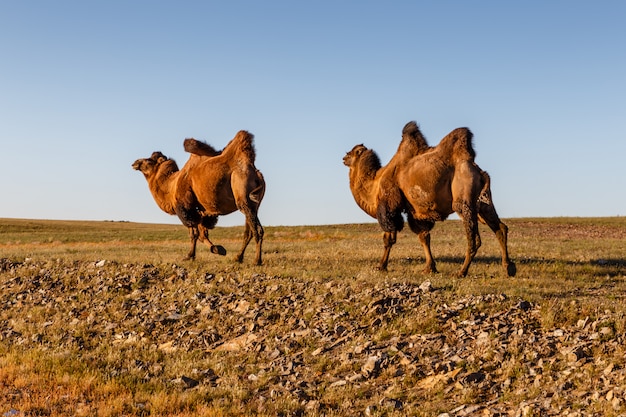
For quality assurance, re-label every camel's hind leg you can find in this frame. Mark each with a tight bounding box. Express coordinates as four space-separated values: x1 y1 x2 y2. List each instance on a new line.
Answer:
478 202 516 277
233 173 265 265
235 222 253 263
407 217 437 273
253 219 264 265
477 170 516 277
236 209 264 265
455 201 481 277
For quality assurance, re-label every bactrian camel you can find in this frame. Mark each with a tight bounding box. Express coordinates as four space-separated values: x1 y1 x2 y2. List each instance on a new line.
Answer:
344 121 515 277
133 130 265 265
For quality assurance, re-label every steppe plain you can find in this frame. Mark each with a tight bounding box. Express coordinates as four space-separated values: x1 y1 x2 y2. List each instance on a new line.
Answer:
1 217 625 416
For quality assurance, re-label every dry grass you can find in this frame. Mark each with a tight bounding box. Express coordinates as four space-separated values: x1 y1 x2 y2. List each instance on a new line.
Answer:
1 217 625 416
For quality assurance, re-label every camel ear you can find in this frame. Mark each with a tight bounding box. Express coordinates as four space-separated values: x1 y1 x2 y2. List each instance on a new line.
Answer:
150 152 168 163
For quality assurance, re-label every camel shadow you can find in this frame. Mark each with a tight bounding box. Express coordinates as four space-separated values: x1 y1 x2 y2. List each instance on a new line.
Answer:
400 256 626 278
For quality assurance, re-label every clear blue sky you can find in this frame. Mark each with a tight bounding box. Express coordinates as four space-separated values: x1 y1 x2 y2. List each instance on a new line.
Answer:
1 1 625 226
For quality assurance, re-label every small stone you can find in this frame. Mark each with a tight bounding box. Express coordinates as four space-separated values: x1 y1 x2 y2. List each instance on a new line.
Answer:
347 373 364 383
311 347 325 356
463 372 485 384
563 345 588 363
305 400 320 411
600 327 614 337
268 348 281 360
165 312 183 321
234 300 250 314
174 375 199 389
577 317 589 328
362 356 380 377
329 379 347 388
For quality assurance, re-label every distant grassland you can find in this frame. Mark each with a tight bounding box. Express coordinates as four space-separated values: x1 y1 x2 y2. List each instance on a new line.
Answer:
1 217 625 416
1 217 625 305
1 217 624 293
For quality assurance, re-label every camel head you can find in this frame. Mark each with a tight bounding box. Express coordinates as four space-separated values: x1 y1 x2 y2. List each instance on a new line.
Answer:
343 144 382 170
132 151 175 178
343 144 369 168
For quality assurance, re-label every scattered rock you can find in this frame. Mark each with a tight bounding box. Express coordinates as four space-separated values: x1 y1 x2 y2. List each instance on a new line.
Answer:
419 280 432 293
181 375 199 389
2 258 626 416
216 332 258 352
361 356 380 378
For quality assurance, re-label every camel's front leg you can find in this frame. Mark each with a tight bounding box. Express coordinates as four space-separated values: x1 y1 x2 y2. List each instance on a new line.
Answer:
377 231 396 271
417 231 437 274
185 227 199 260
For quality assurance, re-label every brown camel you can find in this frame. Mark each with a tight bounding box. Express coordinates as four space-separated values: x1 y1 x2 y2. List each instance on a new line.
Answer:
344 121 515 277
133 130 265 265
179 130 265 265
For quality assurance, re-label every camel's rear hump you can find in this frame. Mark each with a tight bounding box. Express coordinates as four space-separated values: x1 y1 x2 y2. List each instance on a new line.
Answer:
221 130 256 163
437 127 476 163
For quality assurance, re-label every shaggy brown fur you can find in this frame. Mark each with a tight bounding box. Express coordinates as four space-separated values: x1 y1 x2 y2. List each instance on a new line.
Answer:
344 121 515 277
133 130 265 264
132 152 222 260
178 130 265 265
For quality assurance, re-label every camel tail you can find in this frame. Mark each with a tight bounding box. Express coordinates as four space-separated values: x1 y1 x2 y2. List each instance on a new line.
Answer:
478 168 493 205
249 170 265 205
184 138 221 157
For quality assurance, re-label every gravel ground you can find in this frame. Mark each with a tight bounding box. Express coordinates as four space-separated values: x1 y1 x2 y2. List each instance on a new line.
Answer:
2 257 626 416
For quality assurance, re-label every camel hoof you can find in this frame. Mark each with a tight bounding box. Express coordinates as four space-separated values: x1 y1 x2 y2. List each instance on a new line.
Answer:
506 262 517 277
210 245 227 256
422 267 438 274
